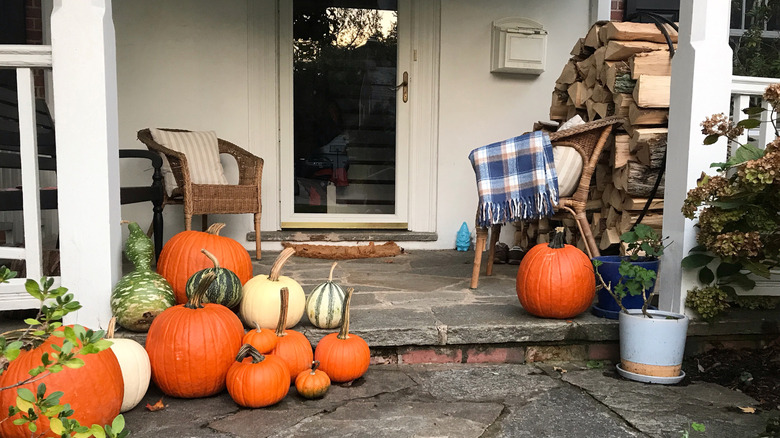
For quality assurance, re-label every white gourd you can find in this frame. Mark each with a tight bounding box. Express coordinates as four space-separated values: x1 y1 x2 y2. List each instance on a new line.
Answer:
306 262 346 329
107 318 151 412
240 247 306 329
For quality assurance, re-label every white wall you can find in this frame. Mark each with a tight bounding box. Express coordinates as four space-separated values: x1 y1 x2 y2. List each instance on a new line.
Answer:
111 0 592 250
113 0 253 245
436 0 591 248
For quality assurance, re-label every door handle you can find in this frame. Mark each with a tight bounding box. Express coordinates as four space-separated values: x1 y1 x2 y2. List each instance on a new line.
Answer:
390 71 408 103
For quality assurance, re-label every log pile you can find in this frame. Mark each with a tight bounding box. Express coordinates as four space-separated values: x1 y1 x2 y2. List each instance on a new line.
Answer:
524 21 675 253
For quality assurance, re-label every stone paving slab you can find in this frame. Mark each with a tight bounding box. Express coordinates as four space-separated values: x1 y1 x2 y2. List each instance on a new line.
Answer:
119 362 774 438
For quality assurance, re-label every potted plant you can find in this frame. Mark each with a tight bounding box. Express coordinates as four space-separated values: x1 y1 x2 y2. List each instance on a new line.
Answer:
681 83 780 321
591 224 667 319
593 229 688 385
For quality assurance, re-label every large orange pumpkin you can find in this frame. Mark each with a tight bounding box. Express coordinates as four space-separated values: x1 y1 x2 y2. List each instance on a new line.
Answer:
314 288 370 383
269 287 313 383
145 272 245 398
0 327 123 438
516 227 595 319
157 223 252 304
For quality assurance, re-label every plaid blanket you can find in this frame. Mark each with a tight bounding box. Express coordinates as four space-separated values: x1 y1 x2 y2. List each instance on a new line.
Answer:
469 131 559 227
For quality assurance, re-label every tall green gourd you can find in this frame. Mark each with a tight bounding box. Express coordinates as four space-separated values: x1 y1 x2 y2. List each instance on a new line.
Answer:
111 221 176 332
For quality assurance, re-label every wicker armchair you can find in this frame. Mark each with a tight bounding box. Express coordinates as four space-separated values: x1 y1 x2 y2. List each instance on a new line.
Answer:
470 116 625 288
137 128 264 259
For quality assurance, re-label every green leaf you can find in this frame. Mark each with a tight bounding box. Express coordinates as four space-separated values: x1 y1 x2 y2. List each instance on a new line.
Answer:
681 254 714 269
92 424 107 438
716 262 742 278
733 144 765 165
24 280 43 300
688 245 708 253
702 134 720 145
16 388 35 403
50 418 65 435
737 118 761 129
12 418 28 426
742 258 771 279
586 360 604 369
728 272 757 290
720 285 737 298
710 161 729 169
698 267 715 285
742 106 765 116
64 358 85 369
112 414 125 433
691 422 706 432
23 318 41 326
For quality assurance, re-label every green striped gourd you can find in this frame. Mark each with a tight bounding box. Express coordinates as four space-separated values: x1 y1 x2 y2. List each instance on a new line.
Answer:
305 262 346 329
185 249 243 308
111 221 176 332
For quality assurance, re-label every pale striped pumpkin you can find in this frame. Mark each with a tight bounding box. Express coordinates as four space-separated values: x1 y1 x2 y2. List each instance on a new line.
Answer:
306 262 346 329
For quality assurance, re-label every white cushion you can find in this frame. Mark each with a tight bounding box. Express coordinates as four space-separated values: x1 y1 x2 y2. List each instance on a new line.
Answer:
553 146 583 197
150 129 228 196
557 114 586 132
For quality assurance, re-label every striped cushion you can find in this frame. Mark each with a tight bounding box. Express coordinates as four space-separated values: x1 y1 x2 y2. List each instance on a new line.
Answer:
553 146 583 197
150 129 228 196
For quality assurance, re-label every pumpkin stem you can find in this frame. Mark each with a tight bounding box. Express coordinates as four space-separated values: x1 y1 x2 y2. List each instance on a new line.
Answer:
310 360 320 375
274 287 290 337
201 248 220 270
337 288 354 340
269 247 296 282
235 343 266 363
106 316 117 339
185 271 217 309
328 262 338 282
548 227 566 249
206 223 226 236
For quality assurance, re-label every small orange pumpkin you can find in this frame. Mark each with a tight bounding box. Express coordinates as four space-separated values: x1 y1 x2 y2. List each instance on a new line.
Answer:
157 223 252 304
269 287 313 383
314 288 370 383
295 360 330 399
516 227 595 319
242 322 278 354
145 272 244 398
226 344 290 408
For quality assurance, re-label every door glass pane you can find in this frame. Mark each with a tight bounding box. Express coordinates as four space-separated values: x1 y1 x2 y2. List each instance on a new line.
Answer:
293 0 398 215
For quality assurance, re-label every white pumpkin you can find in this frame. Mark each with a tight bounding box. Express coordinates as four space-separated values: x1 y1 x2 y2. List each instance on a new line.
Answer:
107 318 151 412
240 247 306 329
306 262 346 329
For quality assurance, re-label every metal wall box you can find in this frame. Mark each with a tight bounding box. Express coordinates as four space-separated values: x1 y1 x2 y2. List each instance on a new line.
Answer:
491 17 547 75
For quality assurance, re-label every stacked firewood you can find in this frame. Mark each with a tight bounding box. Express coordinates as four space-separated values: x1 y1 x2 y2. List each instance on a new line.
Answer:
518 21 676 253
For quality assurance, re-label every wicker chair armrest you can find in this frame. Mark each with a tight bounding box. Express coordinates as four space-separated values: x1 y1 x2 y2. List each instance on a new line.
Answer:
548 116 625 142
218 139 264 186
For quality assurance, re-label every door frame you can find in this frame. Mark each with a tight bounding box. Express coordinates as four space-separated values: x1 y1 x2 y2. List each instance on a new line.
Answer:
247 0 440 233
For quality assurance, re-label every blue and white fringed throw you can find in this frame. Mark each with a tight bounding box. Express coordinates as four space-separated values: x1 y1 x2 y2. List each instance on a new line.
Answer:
469 131 559 227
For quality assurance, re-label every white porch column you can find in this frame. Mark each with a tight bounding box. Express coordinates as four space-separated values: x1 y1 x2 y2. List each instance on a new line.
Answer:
51 0 121 329
659 1 730 313
590 0 611 22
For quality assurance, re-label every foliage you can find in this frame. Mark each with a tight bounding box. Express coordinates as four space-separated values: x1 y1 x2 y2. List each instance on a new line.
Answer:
686 286 777 322
682 84 780 316
593 224 665 317
680 422 705 438
0 266 127 438
732 0 780 78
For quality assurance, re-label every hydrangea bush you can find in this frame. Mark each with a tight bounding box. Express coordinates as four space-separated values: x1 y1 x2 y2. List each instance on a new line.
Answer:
681 84 780 319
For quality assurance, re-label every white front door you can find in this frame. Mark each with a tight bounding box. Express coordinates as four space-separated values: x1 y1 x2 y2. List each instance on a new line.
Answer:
279 0 411 229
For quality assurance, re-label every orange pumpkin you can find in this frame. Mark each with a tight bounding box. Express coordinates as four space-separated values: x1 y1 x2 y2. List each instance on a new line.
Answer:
157 223 252 304
0 327 123 438
295 360 330 399
145 272 244 398
226 344 290 408
516 227 595 319
314 288 370 383
242 322 278 354
269 287 313 383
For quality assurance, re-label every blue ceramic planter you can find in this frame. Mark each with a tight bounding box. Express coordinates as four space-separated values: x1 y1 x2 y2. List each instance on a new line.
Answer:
591 255 660 319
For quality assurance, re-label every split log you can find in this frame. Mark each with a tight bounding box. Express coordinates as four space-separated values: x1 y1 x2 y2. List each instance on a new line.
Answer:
556 60 579 85
592 85 613 103
599 227 621 250
613 93 634 117
550 91 569 121
630 51 673 79
593 46 608 72
600 22 678 44
590 211 602 235
586 199 603 211
595 163 611 191
604 41 676 61
282 241 402 259
619 211 664 235
570 38 590 57
601 183 614 208
568 82 591 109
623 197 664 210
611 134 632 169
629 127 668 153
609 188 626 210
585 21 608 49
633 75 671 108
636 139 666 169
614 161 665 198
605 61 632 93
606 206 621 229
629 103 668 125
